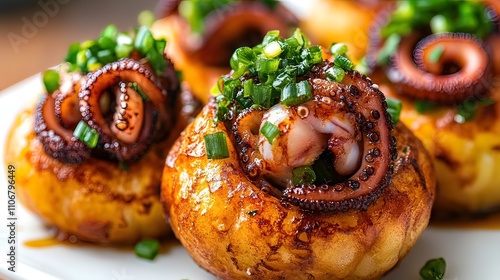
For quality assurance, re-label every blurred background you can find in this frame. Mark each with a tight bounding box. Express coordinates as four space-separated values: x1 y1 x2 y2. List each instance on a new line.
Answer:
0 0 158 91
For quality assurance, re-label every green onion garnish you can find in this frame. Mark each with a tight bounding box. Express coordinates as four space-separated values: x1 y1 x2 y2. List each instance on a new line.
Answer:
430 14 449 34
376 33 401 66
329 43 348 57
134 239 160 260
428 45 445 63
311 151 335 184
380 0 493 40
138 10 156 28
61 20 167 75
415 100 438 114
455 98 495 123
292 166 316 186
334 55 354 71
260 121 280 144
42 69 60 94
214 28 346 121
128 82 149 101
281 80 312 106
326 67 345 83
264 41 283 58
419 257 446 280
73 121 99 149
386 97 403 124
204 132 230 159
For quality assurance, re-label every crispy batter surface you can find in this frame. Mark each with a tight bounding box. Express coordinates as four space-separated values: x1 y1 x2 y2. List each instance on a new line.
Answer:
381 82 500 215
161 102 435 280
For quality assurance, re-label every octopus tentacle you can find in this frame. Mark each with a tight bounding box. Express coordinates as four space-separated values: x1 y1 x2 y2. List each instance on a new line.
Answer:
183 1 296 66
79 58 167 162
387 32 492 103
34 94 90 164
282 71 397 212
232 108 266 180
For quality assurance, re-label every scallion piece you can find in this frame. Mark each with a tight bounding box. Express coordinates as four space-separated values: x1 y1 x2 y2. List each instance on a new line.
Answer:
134 239 160 260
419 257 446 280
386 97 403 124
262 30 280 45
134 26 155 54
415 100 438 113
428 45 444 63
326 67 345 83
138 10 156 28
42 69 60 94
204 132 230 159
128 82 149 101
264 41 283 58
292 166 316 186
260 121 280 144
281 80 312 106
252 84 273 107
377 33 401 66
100 24 118 39
330 43 348 57
73 121 99 149
256 58 280 74
333 55 354 71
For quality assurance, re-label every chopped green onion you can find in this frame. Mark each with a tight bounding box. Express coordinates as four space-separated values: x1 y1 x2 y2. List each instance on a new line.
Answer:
377 33 401 66
134 26 155 54
100 24 118 39
138 10 156 27
256 58 280 74
281 80 312 106
42 69 60 94
264 41 283 58
222 78 241 99
204 132 230 159
65 42 81 64
430 15 449 34
301 45 323 65
330 43 348 57
260 121 280 144
73 121 99 149
272 72 294 91
419 257 446 280
386 97 403 124
326 67 345 83
334 55 354 71
134 239 160 260
455 98 495 123
262 30 280 45
97 49 116 64
355 56 370 75
292 166 316 186
428 45 444 63
252 84 273 107
415 100 438 114
128 82 149 101
311 152 335 184
243 79 253 98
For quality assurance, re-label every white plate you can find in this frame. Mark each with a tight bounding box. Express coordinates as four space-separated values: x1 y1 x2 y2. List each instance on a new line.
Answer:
1 73 500 280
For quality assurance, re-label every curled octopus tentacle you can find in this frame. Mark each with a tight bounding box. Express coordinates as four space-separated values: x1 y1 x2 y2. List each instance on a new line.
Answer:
387 32 493 103
232 64 397 212
181 1 297 67
283 72 397 212
35 93 91 164
79 58 170 162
